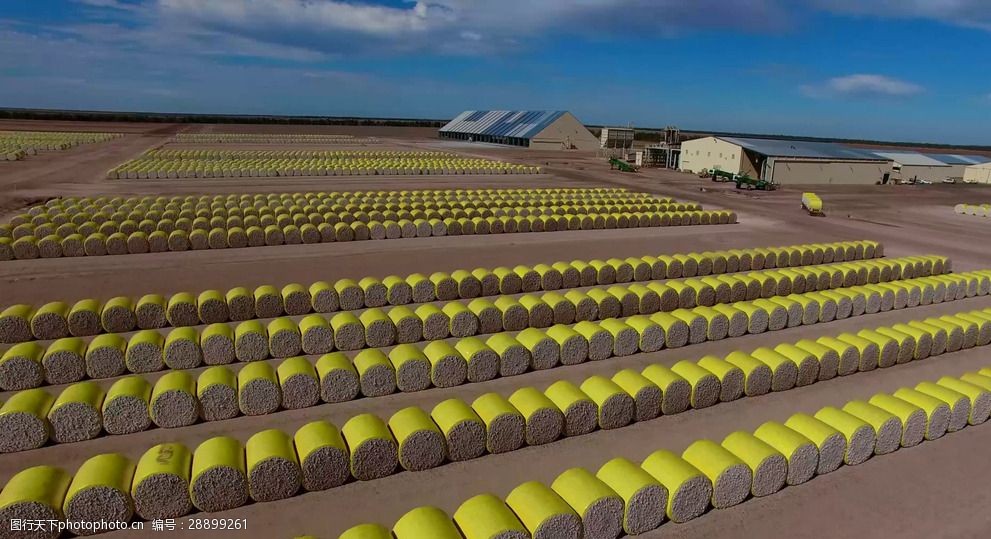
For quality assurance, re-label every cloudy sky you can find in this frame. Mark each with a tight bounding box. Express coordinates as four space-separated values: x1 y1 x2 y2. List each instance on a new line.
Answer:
2 0 990 143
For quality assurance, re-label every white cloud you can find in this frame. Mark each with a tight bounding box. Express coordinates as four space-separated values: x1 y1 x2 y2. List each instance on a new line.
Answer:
813 0 991 32
801 74 924 98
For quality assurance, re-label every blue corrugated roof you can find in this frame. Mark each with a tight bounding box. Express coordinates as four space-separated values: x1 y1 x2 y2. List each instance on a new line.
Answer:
923 153 991 165
717 136 888 161
440 111 568 140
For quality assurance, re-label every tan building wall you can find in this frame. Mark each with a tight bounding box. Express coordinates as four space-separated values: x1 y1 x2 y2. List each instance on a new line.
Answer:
964 164 991 184
895 165 952 183
530 112 600 151
679 137 744 174
769 159 892 185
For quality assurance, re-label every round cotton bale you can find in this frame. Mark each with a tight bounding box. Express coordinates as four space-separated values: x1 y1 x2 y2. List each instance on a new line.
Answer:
61 233 87 257
454 337 500 382
671 360 721 409
570 321 612 361
430 272 459 301
423 340 468 388
297 315 332 355
357 278 387 309
196 323 235 366
388 406 446 472
237 361 281 416
513 328 558 370
814 407 876 466
486 334 530 377
245 429 301 502
640 449 711 523
190 436 248 512
0 342 45 390
840 400 902 456
101 377 151 435
165 293 199 328
340 523 390 539
197 366 238 421
47 381 103 444
353 349 397 397
836 333 880 372
342 413 398 481
431 399 486 461
752 421 818 486
99 296 135 334
815 336 860 377
293 420 349 491
773 343 820 386
62 453 135 534
682 439 751 509
697 356 745 402
415 304 450 341
277 356 320 409
472 392 525 453
0 466 71 538
551 467 624 539
196 290 228 324
750 347 798 391
266 317 301 359
454 494 529 539
720 431 787 498
565 291 599 322
387 306 423 344
11 236 40 259
131 443 193 520
506 481 582 539
893 388 951 440
124 330 164 374
134 294 166 330
315 352 360 403
545 381 597 437
28 302 68 340
784 413 846 474
305 282 338 314
580 376 634 430
913 381 970 432
225 287 255 321
507 387 564 446
595 458 666 535
150 371 199 428
491 297 525 332
542 325 587 365
40 338 86 385
442 302 478 338
407 273 435 303
252 285 283 319
0 388 54 453
382 276 413 306
640 364 690 415
329 312 364 351
85 333 127 379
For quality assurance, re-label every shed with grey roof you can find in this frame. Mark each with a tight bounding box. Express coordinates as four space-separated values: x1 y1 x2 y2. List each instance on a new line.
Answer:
439 111 600 150
680 136 893 186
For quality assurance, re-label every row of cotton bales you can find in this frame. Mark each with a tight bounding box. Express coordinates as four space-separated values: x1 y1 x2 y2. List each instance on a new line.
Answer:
0 240 887 342
106 149 540 178
0 211 733 260
321 364 991 539
954 204 991 217
0 256 955 389
3 339 991 529
0 254 957 388
0 130 123 158
170 133 379 144
3 303 988 455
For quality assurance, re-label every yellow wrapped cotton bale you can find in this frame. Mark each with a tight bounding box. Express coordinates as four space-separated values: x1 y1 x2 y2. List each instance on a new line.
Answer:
339 523 391 539
697 355 745 402
225 287 255 321
275 356 319 409
166 293 199 327
752 421 818 486
471 393 525 454
388 406 446 471
101 296 136 333
783 413 846 475
135 294 167 330
0 466 72 534
492 267 523 295
125 330 164 374
856 328 902 367
442 302 479 338
836 333 880 372
244 429 301 503
40 337 86 385
545 381 598 437
0 388 54 453
341 413 398 481
507 387 563 446
682 439 751 509
640 449 711 523
63 453 136 530
47 381 104 444
595 458 667 535
670 309 707 345
891 388 951 441
723 351 772 397
234 320 268 362
867 393 926 448
586 289 621 320
670 360 720 409
293 420 349 491
190 436 248 512
0 342 44 390
749 347 797 391
454 494 528 539
730 301 769 335
196 290 229 324
100 377 151 435
580 376 635 430
150 371 199 428
486 333 531 377
813 407 876 466
131 443 193 520
431 399 486 461
415 304 450 341
392 506 461 539
505 481 582 539
915 381 972 432
30 301 69 340
309 281 339 313
565 290 599 322
334 279 365 311
773 343 820 386
329 312 364 351
841 400 903 455
792 339 839 381
551 467 624 539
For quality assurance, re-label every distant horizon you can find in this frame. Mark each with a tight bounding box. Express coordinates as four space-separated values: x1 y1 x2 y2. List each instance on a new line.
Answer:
3 106 990 152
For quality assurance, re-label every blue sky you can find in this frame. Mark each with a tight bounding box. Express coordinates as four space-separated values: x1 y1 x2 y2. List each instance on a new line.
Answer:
1 0 990 144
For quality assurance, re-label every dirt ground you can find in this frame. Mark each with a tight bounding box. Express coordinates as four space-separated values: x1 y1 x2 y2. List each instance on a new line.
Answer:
2 120 991 539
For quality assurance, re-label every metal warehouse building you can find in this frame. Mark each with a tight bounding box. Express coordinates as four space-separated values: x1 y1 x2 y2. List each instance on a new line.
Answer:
680 136 892 185
439 110 600 150
871 151 951 184
964 162 991 184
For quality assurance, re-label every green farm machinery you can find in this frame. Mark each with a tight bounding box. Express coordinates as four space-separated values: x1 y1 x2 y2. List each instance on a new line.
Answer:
734 173 777 191
609 157 638 172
